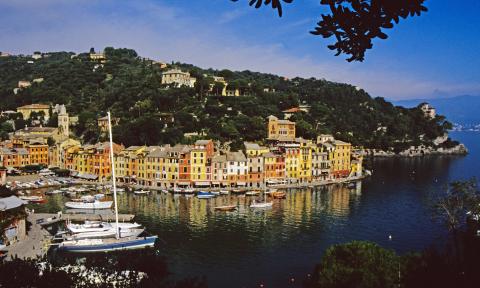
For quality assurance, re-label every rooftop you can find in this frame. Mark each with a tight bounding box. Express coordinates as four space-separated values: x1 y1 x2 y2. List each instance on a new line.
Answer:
17 104 49 110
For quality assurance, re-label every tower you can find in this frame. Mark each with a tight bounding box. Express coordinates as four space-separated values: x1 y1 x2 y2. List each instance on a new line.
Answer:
58 105 69 137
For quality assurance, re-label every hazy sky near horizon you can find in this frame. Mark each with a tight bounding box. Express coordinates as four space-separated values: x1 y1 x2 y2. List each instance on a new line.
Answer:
1 0 479 100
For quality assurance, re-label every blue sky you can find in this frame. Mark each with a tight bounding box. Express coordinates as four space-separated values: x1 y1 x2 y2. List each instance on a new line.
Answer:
0 0 479 100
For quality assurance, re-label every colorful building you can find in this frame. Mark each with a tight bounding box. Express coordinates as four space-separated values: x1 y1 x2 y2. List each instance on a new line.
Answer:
16 104 50 120
267 115 296 141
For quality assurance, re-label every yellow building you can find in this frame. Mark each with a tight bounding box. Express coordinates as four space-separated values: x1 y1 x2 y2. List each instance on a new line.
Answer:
296 138 313 182
49 138 81 168
283 144 301 181
73 142 124 180
321 139 351 178
89 52 106 62
17 104 50 120
161 69 196 88
267 115 296 141
190 148 208 185
244 142 269 157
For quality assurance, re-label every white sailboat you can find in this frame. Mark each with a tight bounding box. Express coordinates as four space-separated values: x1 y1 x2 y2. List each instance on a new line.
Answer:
58 112 157 253
250 180 273 209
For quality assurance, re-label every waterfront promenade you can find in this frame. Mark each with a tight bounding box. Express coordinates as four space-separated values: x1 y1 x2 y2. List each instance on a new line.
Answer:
5 213 52 260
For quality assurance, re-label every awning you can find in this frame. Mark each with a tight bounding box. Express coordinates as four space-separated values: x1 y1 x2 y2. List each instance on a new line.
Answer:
266 179 278 184
195 181 210 186
211 181 220 185
177 182 190 186
236 182 246 186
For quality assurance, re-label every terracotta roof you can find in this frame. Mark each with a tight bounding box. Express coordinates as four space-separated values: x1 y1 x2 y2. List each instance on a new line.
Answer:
17 104 49 110
282 107 301 113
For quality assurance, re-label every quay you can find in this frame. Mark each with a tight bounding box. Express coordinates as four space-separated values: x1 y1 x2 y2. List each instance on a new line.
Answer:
36 212 135 225
3 212 135 260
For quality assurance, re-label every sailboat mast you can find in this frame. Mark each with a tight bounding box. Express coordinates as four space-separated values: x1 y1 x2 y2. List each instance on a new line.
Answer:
107 112 120 239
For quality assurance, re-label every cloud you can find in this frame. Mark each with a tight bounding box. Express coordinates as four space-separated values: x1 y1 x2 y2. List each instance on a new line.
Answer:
0 0 478 100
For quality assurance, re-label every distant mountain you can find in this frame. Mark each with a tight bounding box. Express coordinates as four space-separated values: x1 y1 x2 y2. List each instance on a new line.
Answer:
393 95 480 125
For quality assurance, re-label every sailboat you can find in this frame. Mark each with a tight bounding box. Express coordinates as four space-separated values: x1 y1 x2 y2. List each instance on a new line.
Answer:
58 112 157 253
250 179 273 209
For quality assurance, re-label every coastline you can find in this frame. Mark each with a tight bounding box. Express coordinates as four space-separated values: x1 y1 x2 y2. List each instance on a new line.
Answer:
365 143 468 158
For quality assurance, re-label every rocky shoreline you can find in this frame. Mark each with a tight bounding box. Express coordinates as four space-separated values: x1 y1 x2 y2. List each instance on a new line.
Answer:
366 143 468 157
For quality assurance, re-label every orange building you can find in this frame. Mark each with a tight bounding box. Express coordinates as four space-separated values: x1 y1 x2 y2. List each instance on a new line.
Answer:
27 143 49 165
0 148 30 167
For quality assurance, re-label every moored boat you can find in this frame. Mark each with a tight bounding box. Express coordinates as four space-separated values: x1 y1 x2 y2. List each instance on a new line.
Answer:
214 205 236 211
197 191 216 199
57 236 157 253
65 200 113 209
134 189 150 195
219 190 230 195
250 200 273 209
245 191 261 196
19 195 45 203
272 191 286 199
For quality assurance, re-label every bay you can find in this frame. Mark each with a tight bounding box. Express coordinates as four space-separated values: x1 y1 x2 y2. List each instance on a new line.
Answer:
36 131 479 287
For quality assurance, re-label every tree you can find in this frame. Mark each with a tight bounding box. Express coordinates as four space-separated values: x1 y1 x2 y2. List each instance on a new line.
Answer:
432 178 480 264
307 241 400 288
234 0 427 61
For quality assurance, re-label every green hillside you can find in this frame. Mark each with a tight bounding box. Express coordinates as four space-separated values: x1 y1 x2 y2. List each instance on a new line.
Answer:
0 47 454 151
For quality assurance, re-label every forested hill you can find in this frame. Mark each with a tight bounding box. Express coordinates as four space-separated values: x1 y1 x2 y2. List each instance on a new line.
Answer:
0 47 454 151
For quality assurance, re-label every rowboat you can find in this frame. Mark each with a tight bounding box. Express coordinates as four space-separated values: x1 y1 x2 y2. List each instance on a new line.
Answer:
134 190 150 195
214 205 236 211
272 191 286 199
65 200 113 209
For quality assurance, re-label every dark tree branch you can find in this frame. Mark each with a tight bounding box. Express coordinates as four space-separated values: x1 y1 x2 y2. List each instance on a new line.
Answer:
233 0 428 62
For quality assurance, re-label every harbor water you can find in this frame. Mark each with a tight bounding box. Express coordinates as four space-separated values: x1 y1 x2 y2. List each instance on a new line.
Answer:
33 131 479 287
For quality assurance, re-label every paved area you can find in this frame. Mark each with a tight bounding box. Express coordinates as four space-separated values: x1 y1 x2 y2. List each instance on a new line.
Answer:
5 213 52 260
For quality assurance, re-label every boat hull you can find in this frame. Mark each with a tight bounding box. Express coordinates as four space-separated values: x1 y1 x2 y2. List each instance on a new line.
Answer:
65 201 113 209
58 236 157 253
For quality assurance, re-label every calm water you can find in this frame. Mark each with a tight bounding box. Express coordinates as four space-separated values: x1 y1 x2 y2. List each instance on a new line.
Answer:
35 132 480 288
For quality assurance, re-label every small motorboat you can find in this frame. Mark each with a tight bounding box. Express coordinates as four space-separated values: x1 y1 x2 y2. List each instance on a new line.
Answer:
19 195 45 203
161 189 169 194
210 191 220 195
134 190 150 195
214 205 236 211
245 191 261 196
250 200 273 209
183 188 195 194
219 190 230 195
272 191 286 199
197 191 216 199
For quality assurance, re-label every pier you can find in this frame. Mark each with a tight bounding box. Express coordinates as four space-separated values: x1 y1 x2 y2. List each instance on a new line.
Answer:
3 212 135 260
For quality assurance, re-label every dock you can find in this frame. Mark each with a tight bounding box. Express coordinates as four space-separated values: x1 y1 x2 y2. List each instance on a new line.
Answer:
36 212 135 226
3 212 135 260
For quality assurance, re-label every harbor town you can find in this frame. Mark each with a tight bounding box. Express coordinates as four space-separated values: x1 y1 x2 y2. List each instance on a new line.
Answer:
1 0 480 284
0 104 365 191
